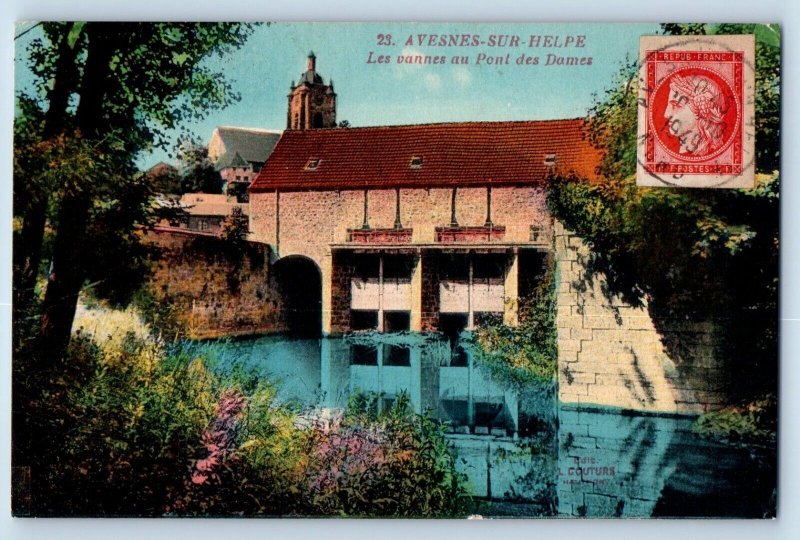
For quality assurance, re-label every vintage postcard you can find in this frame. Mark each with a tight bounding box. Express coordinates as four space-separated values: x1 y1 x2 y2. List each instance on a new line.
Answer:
11 22 779 519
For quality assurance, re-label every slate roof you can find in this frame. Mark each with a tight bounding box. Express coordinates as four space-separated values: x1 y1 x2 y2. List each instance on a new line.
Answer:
250 119 602 192
213 127 281 171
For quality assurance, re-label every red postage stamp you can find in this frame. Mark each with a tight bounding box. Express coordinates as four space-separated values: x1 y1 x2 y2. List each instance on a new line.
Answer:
637 34 755 188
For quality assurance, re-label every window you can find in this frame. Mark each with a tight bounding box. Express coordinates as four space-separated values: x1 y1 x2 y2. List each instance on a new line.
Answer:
305 158 320 170
383 344 410 366
236 175 241 181
409 156 423 168
383 311 410 332
351 310 379 330
199 219 209 231
351 344 378 365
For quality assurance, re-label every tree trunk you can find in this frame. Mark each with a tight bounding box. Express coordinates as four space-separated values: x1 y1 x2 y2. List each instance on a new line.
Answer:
36 193 92 360
13 23 82 320
37 23 112 360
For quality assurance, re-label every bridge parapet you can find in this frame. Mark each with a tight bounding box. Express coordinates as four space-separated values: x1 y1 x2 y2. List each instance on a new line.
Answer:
435 225 506 243
347 228 413 244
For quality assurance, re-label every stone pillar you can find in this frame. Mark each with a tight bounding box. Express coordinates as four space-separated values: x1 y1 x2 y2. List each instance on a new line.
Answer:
377 255 385 332
410 253 423 331
321 252 333 334
504 249 519 327
409 347 422 413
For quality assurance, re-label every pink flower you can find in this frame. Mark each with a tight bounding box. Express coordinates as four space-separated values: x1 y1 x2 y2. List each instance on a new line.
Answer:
189 390 246 486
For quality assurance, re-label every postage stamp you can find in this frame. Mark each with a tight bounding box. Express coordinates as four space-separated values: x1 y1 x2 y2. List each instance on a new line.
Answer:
637 34 755 188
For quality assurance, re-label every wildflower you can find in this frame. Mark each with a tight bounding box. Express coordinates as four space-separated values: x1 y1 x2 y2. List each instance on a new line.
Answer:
189 390 246 485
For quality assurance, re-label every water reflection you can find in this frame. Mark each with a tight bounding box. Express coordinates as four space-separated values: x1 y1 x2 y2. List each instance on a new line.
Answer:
199 333 775 518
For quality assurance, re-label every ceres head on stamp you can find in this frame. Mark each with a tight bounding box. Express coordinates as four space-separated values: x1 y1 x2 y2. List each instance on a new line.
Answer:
661 72 732 156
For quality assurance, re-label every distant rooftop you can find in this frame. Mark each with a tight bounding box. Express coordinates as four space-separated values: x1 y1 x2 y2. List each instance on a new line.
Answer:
211 126 282 171
178 193 249 217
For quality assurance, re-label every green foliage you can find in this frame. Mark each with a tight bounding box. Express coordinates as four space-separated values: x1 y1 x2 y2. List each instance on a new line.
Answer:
585 58 639 180
470 255 558 387
693 394 777 446
177 140 222 194
20 331 218 515
221 206 249 246
15 22 255 355
146 164 181 195
311 391 471 517
132 286 188 341
226 180 250 202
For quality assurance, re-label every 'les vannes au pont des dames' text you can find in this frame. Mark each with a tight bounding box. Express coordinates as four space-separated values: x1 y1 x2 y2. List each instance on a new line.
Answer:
367 33 593 67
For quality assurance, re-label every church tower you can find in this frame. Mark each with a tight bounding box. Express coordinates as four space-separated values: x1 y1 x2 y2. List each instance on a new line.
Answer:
287 52 337 130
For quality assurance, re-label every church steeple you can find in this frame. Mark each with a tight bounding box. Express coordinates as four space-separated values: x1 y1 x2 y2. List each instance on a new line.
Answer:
287 52 337 130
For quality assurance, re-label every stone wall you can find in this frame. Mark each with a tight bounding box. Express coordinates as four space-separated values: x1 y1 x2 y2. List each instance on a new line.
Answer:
143 231 283 339
557 408 690 517
554 221 727 414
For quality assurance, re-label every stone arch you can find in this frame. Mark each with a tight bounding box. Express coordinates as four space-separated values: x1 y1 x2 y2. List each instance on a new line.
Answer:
272 255 322 337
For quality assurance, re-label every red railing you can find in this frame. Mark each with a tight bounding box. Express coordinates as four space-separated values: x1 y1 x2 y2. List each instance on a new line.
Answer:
434 225 505 243
347 228 413 244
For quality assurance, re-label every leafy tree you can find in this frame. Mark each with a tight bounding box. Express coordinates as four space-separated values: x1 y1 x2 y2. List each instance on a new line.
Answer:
221 206 249 246
14 22 254 360
177 140 223 194
219 206 250 293
145 163 181 194
546 24 780 399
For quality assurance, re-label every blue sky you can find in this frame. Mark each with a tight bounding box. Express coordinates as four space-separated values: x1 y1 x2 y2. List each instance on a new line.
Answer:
15 22 659 168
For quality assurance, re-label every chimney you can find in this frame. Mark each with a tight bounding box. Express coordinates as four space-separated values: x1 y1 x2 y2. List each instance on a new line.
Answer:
307 51 316 72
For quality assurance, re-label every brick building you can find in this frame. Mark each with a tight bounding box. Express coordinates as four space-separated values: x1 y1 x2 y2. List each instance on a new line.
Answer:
249 119 601 337
156 193 249 236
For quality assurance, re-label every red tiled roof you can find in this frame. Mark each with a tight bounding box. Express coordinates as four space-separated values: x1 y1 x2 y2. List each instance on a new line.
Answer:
250 119 602 192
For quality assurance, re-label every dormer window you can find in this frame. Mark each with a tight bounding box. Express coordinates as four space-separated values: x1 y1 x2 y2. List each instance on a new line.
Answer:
305 158 320 170
409 156 423 169
544 153 557 166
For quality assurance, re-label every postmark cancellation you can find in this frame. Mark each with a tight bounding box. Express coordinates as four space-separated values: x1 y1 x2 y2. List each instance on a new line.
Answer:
637 34 755 188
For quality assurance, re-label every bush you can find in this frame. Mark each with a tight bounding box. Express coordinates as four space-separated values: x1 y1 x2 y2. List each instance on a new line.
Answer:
470 254 558 387
693 394 777 446
18 329 470 517
32 331 218 515
301 392 470 517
